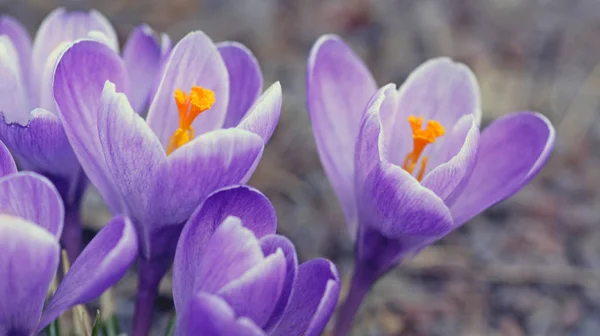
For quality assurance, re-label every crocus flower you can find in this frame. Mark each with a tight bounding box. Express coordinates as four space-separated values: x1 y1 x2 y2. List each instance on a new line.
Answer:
306 35 555 335
0 140 138 335
0 8 165 261
173 185 340 336
53 31 281 335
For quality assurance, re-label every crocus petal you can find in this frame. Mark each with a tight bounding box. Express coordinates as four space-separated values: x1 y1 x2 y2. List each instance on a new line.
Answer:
176 292 266 336
217 41 263 128
218 249 287 328
96 81 165 228
0 215 60 336
271 259 340 336
307 34 377 231
0 15 31 85
149 129 263 229
237 82 282 144
357 162 453 274
0 36 29 124
259 235 298 332
421 115 479 205
54 39 129 214
0 109 81 182
123 24 163 112
0 172 64 238
173 185 277 310
147 31 229 148
0 139 17 176
38 216 137 330
31 8 118 102
39 42 70 114
450 112 555 226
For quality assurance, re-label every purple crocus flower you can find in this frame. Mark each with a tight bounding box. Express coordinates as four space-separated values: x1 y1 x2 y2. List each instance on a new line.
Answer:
53 31 281 335
0 8 165 261
0 140 138 335
306 35 555 335
173 185 340 336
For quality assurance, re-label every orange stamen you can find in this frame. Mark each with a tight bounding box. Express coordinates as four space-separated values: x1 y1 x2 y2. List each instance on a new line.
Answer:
402 115 445 181
167 86 215 155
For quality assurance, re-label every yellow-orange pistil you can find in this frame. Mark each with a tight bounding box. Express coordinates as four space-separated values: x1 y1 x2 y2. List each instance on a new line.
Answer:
166 86 216 155
402 115 445 181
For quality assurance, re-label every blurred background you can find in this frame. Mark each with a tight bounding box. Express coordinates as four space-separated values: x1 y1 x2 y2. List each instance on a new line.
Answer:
3 0 600 335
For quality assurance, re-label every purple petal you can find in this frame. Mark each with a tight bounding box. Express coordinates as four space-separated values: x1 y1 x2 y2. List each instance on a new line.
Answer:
149 129 263 230
194 217 264 295
356 162 453 273
271 259 340 336
31 8 118 102
237 82 282 144
38 216 138 330
54 39 129 214
218 249 287 328
450 112 555 226
217 41 263 128
0 215 60 336
39 42 70 114
146 31 229 148
96 81 165 230
383 59 481 167
0 109 81 186
0 36 29 124
259 235 298 332
0 172 64 238
306 34 377 231
123 24 163 112
173 185 277 310
421 115 479 205
0 139 17 176
175 292 266 336
0 15 31 86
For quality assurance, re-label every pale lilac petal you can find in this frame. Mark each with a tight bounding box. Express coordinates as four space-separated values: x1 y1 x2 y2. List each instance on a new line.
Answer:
218 249 287 328
0 109 81 183
421 115 479 205
54 39 129 214
307 35 377 230
357 162 453 274
237 82 282 144
38 216 137 330
384 58 481 167
39 42 69 114
217 41 263 127
271 259 340 336
175 292 266 336
0 15 31 84
259 235 298 332
450 112 555 226
96 81 165 230
0 172 64 238
0 139 16 176
123 24 163 112
31 8 118 102
173 186 277 310
149 129 263 229
0 215 60 336
147 31 229 148
0 36 29 124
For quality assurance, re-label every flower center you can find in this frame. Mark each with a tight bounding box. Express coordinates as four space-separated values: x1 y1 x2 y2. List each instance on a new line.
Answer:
167 86 215 155
402 115 445 181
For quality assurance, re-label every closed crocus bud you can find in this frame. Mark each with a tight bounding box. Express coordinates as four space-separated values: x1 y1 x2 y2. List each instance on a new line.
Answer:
173 186 340 336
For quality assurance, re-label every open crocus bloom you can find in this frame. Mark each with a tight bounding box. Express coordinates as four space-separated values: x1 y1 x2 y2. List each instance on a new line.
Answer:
307 35 555 334
0 8 166 261
53 31 281 335
0 140 138 335
173 186 340 336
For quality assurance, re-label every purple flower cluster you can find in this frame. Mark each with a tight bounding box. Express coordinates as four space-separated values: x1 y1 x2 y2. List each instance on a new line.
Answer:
0 7 555 336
